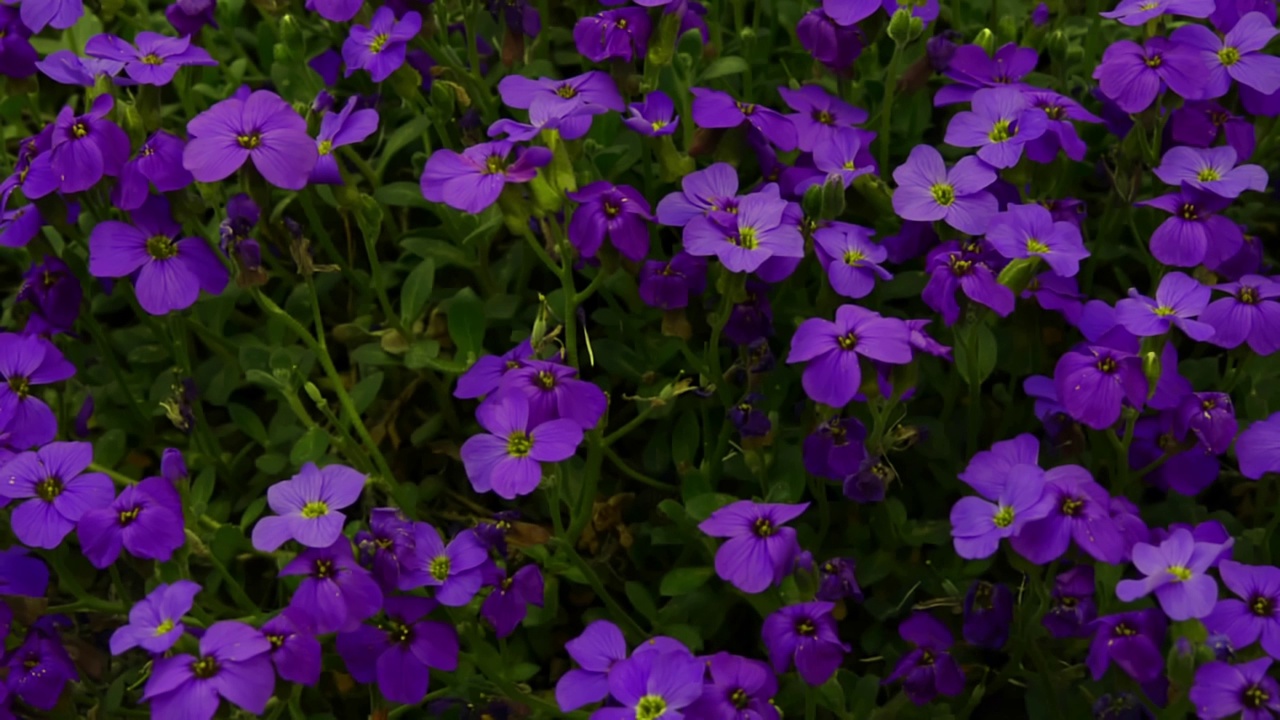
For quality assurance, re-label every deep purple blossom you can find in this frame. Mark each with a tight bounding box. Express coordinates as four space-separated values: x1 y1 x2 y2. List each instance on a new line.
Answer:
77 476 184 568
816 557 864 603
567 181 653 262
166 0 217 35
17 0 83 33
184 90 318 190
47 94 130 194
1100 0 1213 24
251 462 366 552
1053 344 1146 430
354 507 414 592
944 87 1048 168
796 8 865 72
1011 465 1126 563
884 612 965 705
0 334 74 450
1116 528 1227 620
778 85 869 152
260 611 321 686
141 621 273 720
892 145 998 234
594 648 705 720
762 601 849 686
935 43 1038 106
1171 12 1280 98
1204 561 1280 661
453 339 534 400
1115 272 1214 341
1129 412 1220 495
803 415 869 481
0 547 48 597
88 196 229 315
497 71 624 138
1238 413 1280 480
1022 90 1103 163
1086 609 1167 684
7 626 78 711
1093 38 1205 113
311 98 379 185
0 441 112 549
498 359 606 430
306 0 361 22
786 305 912 407
35 49 122 86
556 620 626 711
698 500 808 593
922 240 1016 325
0 8 37 79
728 393 772 438
688 652 780 720
421 140 551 213
462 390 583 498
637 252 708 310
1044 566 1098 638
1201 275 1280 354
985 203 1088 276
655 162 739 227
281 538 383 634
573 7 651 63
1174 392 1237 455
952 462 1051 559
110 581 200 655
682 190 804 274
1153 146 1268 199
399 525 489 606
690 87 798 151
1190 657 1280 719
335 596 459 705
481 565 543 638
623 91 679 137
112 130 194 210
1170 101 1257 159
84 31 215 85
342 8 421 82
963 581 1013 649
1137 183 1242 267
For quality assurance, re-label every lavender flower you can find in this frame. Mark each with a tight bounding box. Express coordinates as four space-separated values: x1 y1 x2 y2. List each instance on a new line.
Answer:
453 339 534 400
1053 344 1146 430
690 87 799 151
985 203 1088 276
481 565 543 638
1044 566 1097 638
1093 38 1205 113
951 462 1051 559
113 130 195 210
311 98 379 185
420 140 551 213
762 602 849 686
786 304 912 408
110 581 201 655
498 359 607 429
1170 12 1280 98
1200 275 1280 354
622 91 679 136
35 50 122 86
1152 146 1268 199
141 621 274 719
281 538 384 634
1011 465 1126 563
17 0 83 33
0 441 112 549
1099 0 1213 24
399 525 489 606
262 611 321 686
944 87 1048 168
655 162 739 227
698 500 808 593
556 620 626 711
1115 272 1214 341
84 31 216 85
1136 184 1241 267
184 90 318 190
682 190 804 273
573 7 651 63
1235 413 1280 481
342 8 421 82
778 85 869 152
599 649 705 719
892 145 998 234
1204 561 1280 660
688 652 780 720
1116 528 1228 620
251 462 366 552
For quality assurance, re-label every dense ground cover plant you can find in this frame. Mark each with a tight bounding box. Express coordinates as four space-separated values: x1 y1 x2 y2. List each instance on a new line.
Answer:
1 0 1279 715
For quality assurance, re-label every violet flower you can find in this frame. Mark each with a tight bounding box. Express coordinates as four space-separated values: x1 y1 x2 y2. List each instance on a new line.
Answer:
597 649 705 719
113 130 195 210
951 462 1051 559
497 359 607 429
623 91 679 137
762 601 849 686
0 333 74 449
985 203 1088 277
655 162 739 227
453 339 535 400
778 84 869 152
141 621 273 719
1052 344 1146 430
1044 566 1097 639
556 620 626 711
7 627 79 710
637 252 708 310
335 596 458 705
109 581 201 655
786 304 912 408
567 181 653 262
48 94 130 194
1093 38 1205 113
1010 465 1126 563
1170 101 1257 159
1116 528 1228 620
1174 391 1237 455
1189 658 1280 719
481 565 543 638
944 86 1048 168
262 611 321 686
1152 145 1268 199
690 87 798 151
311 98 379 185
342 8 421 82
84 31 216 85
398 524 489 606
1115 271 1214 341
420 140 551 213
281 538 384 634
922 240 1016 325
1086 610 1167 684
803 415 869 481
184 90 318 190
963 581 1013 649
698 500 808 594
1136 183 1242 267
884 612 965 705
682 190 804 274
1170 12 1280 98
688 652 780 720
77 476 185 568
892 145 998 234
935 43 1038 106
251 462 366 552
1204 561 1280 660
35 49 122 86
0 441 112 549
1099 0 1213 25
573 7 651 63
1200 275 1280 354
0 547 49 597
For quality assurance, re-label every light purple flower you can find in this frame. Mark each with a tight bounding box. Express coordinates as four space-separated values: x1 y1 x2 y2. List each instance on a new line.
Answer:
1116 528 1229 620
985 203 1088 277
1152 145 1268 199
342 8 421 82
84 31 216 85
183 90 318 191
1170 12 1280 98
110 581 201 655
251 462 366 552
0 441 113 549
420 140 551 214
311 98 379 185
682 189 804 273
892 145 998 234
460 391 583 499
944 87 1048 168
698 500 809 593
1115 271 1215 341
1100 0 1214 24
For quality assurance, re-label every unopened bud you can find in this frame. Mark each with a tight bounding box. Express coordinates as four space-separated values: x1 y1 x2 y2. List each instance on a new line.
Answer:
821 173 847 220
997 257 1041 295
887 9 914 46
974 28 997 56
1142 350 1161 400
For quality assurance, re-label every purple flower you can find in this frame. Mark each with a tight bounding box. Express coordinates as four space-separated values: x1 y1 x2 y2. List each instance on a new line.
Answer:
355 507 414 592
112 130 195 211
454 339 534 400
892 145 998 234
141 621 273 720
786 305 912 408
311 98 379 185
7 627 78 710
0 547 48 596
944 87 1047 168
682 190 804 274
335 596 458 704
963 581 1013 649
1238 413 1280 480
573 7 651 63
305 0 361 22
498 359 607 429
1044 566 1098 638
815 557 864 603
655 162 739 227
935 43 1038 106
688 652 780 720
884 612 965 705
623 91 679 137
724 280 775 345
15 256 80 337
342 8 421 82
47 94 130 194
729 393 772 438
951 462 1051 559
800 127 877 191
0 441 112 549
803 416 869 481
399 524 489 606
255 612 321 686
762 602 848 686
822 0 880 25
184 90 317 190
1023 90 1103 163
1136 183 1241 267
35 49 122 86
637 252 708 310
796 9 864 72
1211 0 1277 32
1011 465 1126 564
594 648 705 719
1053 345 1146 430
0 333 73 449
1129 412 1220 495
281 538 384 634
1174 392 1237 455
1100 0 1213 24
1171 12 1280 98
1170 101 1257 159
166 0 217 35
17 0 82 32
1204 561 1280 660
567 181 653 262
1153 146 1268 199
109 581 200 655
1190 658 1280 719
922 240 1016 325
1116 528 1226 620
1093 38 1205 113
778 85 869 152
556 620 626 711
88 196 229 315
0 7 37 79
420 140 551 214
77 476 184 568
690 87 798 151
1115 271 1214 341
84 31 215 85
985 203 1088 277
251 462 366 552
497 71 624 137
461 392 582 499
698 500 808 593
1201 275 1280 354
481 565 543 639
1086 610 1167 683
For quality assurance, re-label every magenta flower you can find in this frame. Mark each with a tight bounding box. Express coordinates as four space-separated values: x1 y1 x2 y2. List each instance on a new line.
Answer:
1115 271 1215 341
1170 12 1280 98
183 90 318 190
698 500 809 593
251 462 366 552
420 140 551 214
985 203 1088 277
786 305 912 408
892 145 998 234
141 621 274 720
0 441 113 549
1116 528 1229 620
109 581 201 655
460 391 583 499
944 87 1047 168
0 332 75 448
84 31 216 85
1153 145 1268 199
342 8 421 82
567 181 653 261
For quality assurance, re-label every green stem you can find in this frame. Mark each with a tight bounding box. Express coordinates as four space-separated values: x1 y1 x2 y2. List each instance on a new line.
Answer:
352 215 410 340
603 403 659 447
567 431 606 542
604 446 676 491
90 463 137 486
187 529 258 613
80 310 151 431
878 45 903 176
552 537 647 640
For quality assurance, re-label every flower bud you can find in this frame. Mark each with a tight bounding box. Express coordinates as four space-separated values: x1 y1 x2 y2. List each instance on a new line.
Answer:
997 257 1041 295
886 8 914 46
974 28 997 56
1142 350 1161 400
1046 30 1069 63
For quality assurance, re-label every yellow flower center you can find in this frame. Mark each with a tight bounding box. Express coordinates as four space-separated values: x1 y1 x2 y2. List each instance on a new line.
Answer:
752 518 775 537
1245 685 1271 709
989 119 1014 143
313 559 335 579
1168 565 1193 581
536 370 556 389
237 132 261 149
71 121 89 139
732 226 759 250
154 619 176 636
8 376 30 398
36 477 63 502
930 183 955 206
146 235 179 260
556 84 578 99
993 505 1015 528
1096 357 1117 373
636 695 668 720
141 53 164 65
1154 306 1176 317
1252 595 1274 617
192 656 219 679
1239 287 1259 304
837 332 858 351
1060 497 1083 517
796 619 817 636
369 33 390 53
843 249 865 266
1218 46 1241 66
1197 167 1221 182
730 688 749 709
119 506 142 526
507 431 533 458
1026 238 1050 254
1044 105 1066 120
301 501 329 519
318 140 333 155
430 556 451 582
650 120 668 132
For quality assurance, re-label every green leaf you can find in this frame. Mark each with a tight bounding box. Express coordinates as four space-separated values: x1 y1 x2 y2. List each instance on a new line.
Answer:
376 115 431 175
373 181 432 209
955 322 998 387
447 288 486 360
401 258 436 324
354 195 383 245
290 426 330 466
94 428 127 470
351 372 384 414
625 581 660 622
228 403 269 445
190 467 216 517
698 56 749 80
659 567 714 596
405 340 442 370
671 412 700 467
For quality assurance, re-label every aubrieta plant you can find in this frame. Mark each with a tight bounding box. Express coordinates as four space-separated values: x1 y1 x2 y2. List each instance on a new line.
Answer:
1 0 1280 715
